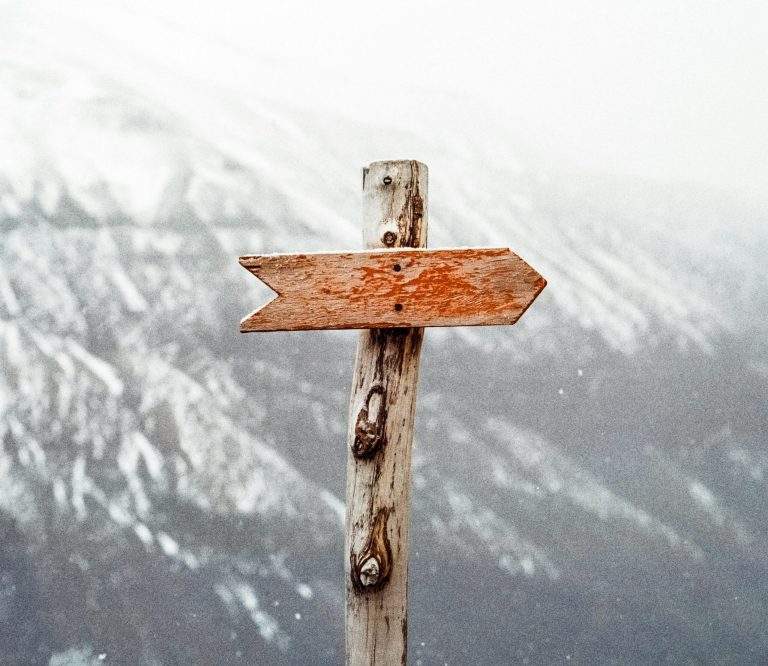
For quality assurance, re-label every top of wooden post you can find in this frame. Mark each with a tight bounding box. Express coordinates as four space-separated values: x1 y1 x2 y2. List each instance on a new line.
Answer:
362 160 428 250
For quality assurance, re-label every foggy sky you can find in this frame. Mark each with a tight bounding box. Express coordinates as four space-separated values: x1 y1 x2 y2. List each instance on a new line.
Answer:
4 0 767 198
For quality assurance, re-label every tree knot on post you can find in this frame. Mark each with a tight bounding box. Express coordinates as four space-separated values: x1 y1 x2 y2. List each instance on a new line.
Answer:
358 557 380 586
382 230 398 246
350 507 392 593
353 385 387 458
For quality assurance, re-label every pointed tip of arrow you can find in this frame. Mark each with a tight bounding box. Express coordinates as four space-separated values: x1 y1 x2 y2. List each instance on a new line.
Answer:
510 269 547 324
494 247 547 324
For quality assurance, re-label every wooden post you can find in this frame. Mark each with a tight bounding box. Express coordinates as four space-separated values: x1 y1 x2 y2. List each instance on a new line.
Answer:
345 160 428 665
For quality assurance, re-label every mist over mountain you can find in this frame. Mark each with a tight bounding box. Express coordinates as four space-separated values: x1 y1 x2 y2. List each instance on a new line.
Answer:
1 4 768 665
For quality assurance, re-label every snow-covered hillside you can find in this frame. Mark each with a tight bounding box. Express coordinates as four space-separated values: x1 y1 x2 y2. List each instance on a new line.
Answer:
1 2 767 664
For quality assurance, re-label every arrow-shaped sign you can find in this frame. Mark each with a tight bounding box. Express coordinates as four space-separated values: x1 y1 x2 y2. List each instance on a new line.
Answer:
239 247 546 332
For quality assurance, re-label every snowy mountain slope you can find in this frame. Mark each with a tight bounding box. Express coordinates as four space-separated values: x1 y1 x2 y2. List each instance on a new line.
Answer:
2 50 760 354
1 3 767 664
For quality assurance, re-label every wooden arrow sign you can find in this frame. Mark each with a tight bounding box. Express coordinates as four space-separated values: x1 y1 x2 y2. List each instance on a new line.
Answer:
239 247 546 332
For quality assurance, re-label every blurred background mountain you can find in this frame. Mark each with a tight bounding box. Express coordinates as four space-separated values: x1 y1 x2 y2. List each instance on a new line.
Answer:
1 1 767 664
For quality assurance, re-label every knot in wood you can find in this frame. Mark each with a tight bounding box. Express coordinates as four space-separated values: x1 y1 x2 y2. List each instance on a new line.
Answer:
358 557 380 587
382 231 397 246
353 385 387 458
350 507 392 593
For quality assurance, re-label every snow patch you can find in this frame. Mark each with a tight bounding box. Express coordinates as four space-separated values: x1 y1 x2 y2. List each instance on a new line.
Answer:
65 339 123 396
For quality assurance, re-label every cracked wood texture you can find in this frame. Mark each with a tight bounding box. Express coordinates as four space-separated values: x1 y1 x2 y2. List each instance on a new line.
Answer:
345 160 427 665
238 247 546 331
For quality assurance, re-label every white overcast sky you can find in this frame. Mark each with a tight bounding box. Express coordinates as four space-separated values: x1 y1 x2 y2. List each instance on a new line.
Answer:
5 0 768 198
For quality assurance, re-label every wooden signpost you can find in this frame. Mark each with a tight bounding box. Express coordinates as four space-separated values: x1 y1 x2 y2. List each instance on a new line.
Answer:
239 160 546 665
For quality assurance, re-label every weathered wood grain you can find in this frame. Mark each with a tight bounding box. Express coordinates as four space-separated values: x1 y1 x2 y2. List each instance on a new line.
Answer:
345 160 427 665
239 247 546 332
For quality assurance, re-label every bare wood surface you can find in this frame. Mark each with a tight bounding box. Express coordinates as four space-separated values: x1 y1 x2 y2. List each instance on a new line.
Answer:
239 248 546 332
345 160 427 665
